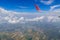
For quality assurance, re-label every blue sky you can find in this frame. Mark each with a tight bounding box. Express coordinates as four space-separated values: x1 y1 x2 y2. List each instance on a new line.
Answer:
0 0 60 12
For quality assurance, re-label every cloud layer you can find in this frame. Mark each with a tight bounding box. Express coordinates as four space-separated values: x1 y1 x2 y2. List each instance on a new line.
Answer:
0 7 60 24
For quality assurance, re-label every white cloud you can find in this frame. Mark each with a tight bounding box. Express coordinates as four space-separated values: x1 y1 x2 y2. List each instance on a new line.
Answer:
4 16 25 24
40 0 54 5
53 9 60 12
52 16 60 22
48 16 54 22
8 19 18 24
0 7 24 24
0 7 9 14
4 16 10 20
25 16 60 22
50 5 60 11
0 7 21 15
25 16 44 22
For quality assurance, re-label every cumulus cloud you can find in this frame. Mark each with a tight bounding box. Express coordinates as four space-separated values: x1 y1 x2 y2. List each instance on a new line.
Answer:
4 16 25 24
40 0 54 5
0 7 24 24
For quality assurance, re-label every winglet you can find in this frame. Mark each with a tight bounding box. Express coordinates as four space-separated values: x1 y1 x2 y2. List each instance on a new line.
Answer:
34 4 41 12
